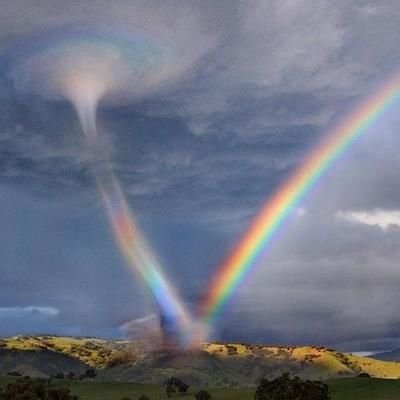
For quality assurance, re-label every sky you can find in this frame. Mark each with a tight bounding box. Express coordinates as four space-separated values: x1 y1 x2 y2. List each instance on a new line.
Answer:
1 0 400 351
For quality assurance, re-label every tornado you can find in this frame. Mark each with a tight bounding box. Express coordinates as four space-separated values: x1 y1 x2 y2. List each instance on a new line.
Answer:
63 70 193 346
3 25 215 347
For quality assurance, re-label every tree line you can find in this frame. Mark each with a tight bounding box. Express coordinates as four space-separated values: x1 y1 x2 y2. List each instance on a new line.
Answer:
0 373 331 399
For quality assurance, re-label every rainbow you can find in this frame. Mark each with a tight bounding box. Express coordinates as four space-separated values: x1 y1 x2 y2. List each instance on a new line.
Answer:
73 106 192 343
38 27 193 342
13 26 195 344
97 173 192 339
201 72 400 323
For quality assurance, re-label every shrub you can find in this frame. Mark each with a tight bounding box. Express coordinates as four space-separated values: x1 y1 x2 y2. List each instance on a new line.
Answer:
194 390 211 400
0 376 78 400
6 371 22 377
164 377 189 396
85 368 97 379
67 372 75 380
226 345 238 355
255 373 330 400
165 385 176 398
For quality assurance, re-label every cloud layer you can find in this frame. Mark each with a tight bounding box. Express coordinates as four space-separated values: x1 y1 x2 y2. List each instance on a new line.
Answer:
1 0 400 349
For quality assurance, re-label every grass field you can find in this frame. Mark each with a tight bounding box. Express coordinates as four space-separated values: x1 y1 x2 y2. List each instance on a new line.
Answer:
328 378 400 400
2 376 400 399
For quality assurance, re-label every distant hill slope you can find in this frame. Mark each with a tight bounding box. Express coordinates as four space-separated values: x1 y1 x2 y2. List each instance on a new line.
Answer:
1 336 400 386
0 348 87 378
369 349 400 362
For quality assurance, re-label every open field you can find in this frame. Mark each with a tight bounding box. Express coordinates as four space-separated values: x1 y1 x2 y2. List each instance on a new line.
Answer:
1 376 400 400
328 378 400 400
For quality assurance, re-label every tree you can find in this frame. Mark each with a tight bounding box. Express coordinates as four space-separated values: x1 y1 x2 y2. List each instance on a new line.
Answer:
164 377 189 397
85 368 97 379
255 373 330 400
177 382 189 393
138 396 150 400
0 376 78 400
48 386 73 400
67 372 76 380
6 371 22 377
194 390 211 400
165 385 176 398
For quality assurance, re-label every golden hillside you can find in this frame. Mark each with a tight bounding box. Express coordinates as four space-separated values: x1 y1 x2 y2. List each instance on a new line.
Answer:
1 336 399 386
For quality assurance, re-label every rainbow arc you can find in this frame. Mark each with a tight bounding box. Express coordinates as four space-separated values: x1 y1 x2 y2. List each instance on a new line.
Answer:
201 73 400 325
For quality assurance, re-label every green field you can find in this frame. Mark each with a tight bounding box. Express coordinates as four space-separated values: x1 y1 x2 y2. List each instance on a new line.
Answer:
65 381 253 400
328 378 400 400
0 377 252 400
1 377 400 399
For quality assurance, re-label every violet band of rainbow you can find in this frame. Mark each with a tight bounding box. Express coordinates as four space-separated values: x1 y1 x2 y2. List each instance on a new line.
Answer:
97 171 192 337
201 72 400 324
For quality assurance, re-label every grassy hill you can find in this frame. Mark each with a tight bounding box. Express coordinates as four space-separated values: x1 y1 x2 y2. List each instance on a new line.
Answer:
0 348 87 377
1 336 400 387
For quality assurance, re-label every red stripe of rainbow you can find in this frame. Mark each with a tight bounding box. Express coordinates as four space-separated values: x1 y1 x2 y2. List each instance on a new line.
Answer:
201 73 400 324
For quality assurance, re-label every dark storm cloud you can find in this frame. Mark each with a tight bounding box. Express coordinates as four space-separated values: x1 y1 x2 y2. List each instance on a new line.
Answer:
0 185 151 337
1 0 400 348
213 116 400 349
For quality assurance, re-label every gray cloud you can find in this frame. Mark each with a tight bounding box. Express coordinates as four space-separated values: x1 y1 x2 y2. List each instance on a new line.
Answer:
1 0 400 348
0 306 59 319
0 306 59 336
215 114 400 349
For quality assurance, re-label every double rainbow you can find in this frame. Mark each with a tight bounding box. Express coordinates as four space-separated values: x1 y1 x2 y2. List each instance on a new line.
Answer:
7 25 400 344
201 73 400 324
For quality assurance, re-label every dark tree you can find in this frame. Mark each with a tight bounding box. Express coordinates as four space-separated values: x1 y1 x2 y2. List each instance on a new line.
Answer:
165 385 176 398
85 368 97 379
164 377 189 397
67 372 76 380
0 376 78 400
255 373 330 400
194 390 211 400
6 371 22 377
177 381 189 393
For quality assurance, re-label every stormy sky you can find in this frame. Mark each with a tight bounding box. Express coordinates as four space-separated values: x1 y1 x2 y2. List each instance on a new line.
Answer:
1 0 400 351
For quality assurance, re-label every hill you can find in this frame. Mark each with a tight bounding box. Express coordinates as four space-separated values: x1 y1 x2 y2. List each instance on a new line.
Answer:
0 348 87 377
370 349 400 362
1 336 400 386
